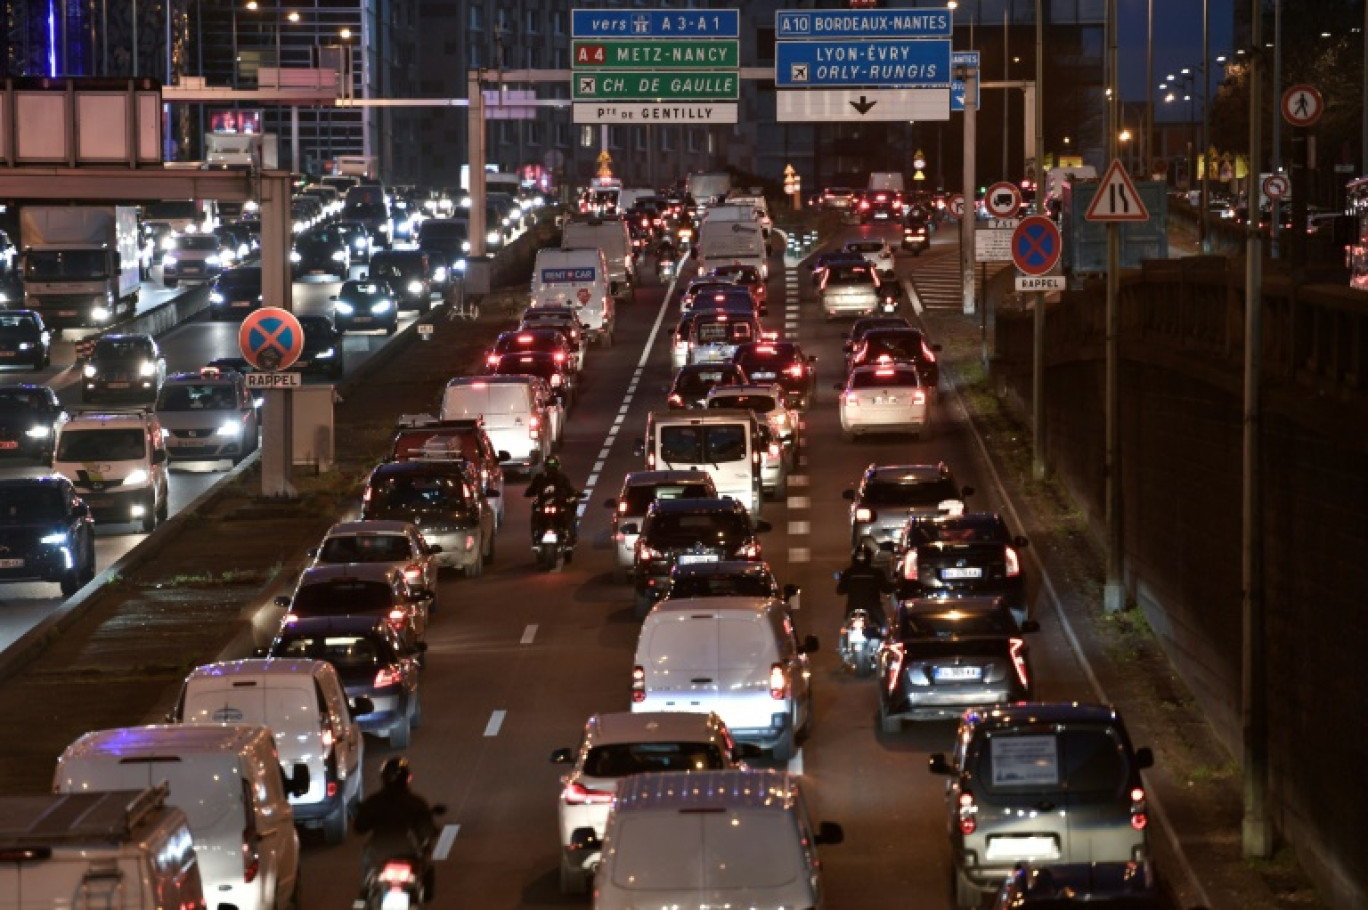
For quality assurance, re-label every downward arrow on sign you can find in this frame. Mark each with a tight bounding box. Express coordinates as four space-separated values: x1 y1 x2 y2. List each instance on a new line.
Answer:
850 96 878 115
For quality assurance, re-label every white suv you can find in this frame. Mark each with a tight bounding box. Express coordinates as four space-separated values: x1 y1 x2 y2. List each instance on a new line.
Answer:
53 410 169 532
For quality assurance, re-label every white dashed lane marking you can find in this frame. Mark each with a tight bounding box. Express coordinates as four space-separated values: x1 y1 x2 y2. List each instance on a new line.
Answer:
789 474 810 487
788 521 811 535
520 624 538 645
789 547 811 563
483 710 507 737
788 496 811 510
433 825 461 861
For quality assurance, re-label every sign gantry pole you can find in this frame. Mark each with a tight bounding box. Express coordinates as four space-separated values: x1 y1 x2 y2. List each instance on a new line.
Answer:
960 61 978 317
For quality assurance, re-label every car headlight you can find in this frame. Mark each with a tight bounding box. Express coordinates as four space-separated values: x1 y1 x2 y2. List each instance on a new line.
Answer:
331 250 347 262
333 301 355 315
452 258 467 272
83 364 97 378
215 421 242 437
17 342 31 351
25 425 50 438
183 224 199 234
209 291 224 303
353 238 368 249
162 254 178 266
41 532 68 545
432 266 448 282
123 468 150 486
205 255 221 266
139 361 156 377
407 280 423 294
371 299 394 314
160 236 176 250
92 306 111 322
316 347 335 359
461 240 471 252
379 223 391 233
290 250 302 263
293 221 306 233
487 230 502 244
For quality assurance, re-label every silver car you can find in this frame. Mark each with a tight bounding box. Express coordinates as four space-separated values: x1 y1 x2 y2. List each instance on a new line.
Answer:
154 368 259 467
820 261 883 320
843 463 973 567
603 470 717 581
308 520 441 615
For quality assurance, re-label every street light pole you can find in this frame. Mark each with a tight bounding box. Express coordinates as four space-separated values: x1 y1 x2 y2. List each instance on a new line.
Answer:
1200 0 1210 252
1144 0 1153 178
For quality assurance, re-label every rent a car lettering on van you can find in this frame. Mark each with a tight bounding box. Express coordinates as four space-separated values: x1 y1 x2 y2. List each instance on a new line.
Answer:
542 268 597 284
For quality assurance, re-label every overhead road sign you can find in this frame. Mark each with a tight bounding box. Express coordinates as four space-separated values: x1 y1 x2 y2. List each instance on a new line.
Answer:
951 51 980 112
1281 84 1323 128
573 102 738 124
1085 159 1151 222
1011 215 1063 276
985 181 1023 218
239 307 304 372
573 72 738 101
573 39 739 69
571 9 739 39
775 40 951 88
775 9 953 39
776 88 949 123
1016 275 1067 292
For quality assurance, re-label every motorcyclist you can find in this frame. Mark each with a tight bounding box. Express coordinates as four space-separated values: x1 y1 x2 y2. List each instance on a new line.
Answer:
354 757 439 902
835 545 894 632
524 455 582 553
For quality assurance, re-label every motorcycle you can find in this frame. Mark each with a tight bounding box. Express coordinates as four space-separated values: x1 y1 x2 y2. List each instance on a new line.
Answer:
359 806 446 910
838 608 881 678
532 494 581 572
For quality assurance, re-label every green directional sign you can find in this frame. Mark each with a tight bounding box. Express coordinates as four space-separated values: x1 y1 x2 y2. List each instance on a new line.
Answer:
572 39 740 70
572 71 739 101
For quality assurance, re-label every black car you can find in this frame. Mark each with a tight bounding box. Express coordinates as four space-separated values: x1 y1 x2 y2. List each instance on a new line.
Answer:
292 224 350 280
486 328 577 374
901 212 931 254
877 596 1038 730
630 497 770 618
893 512 1030 624
268 614 424 749
0 310 52 370
666 363 747 409
732 341 817 409
0 384 66 460
847 326 942 388
809 250 867 284
666 559 798 606
294 313 345 379
0 475 96 596
82 334 166 404
858 188 904 223
208 265 264 321
360 460 495 578
336 220 375 261
331 279 398 335
415 218 469 286
368 249 433 313
492 352 575 408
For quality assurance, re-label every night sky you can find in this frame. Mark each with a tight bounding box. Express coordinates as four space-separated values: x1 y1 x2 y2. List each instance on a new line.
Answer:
1119 0 1238 120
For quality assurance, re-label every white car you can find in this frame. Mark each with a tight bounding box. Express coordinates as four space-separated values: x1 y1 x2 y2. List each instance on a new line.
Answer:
843 237 897 279
308 520 441 608
704 383 799 454
837 363 933 440
549 711 751 895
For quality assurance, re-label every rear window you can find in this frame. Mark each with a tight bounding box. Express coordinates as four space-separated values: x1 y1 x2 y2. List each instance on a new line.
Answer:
862 476 959 506
909 518 1006 545
672 368 742 399
0 486 62 522
610 812 801 890
644 511 749 548
274 633 394 668
708 394 775 413
897 611 1016 638
670 572 773 599
292 580 394 614
444 384 530 417
825 265 875 286
391 430 477 462
619 482 712 515
659 425 748 464
93 339 151 360
975 729 1130 794
850 368 920 389
318 534 412 563
583 742 725 777
368 473 470 511
693 320 754 344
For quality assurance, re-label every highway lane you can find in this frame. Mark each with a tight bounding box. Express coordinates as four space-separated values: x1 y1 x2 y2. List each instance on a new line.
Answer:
296 224 1127 907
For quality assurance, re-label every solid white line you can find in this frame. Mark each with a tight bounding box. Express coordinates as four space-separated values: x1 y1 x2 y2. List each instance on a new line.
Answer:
520 624 538 644
902 277 924 316
483 710 506 737
433 824 460 861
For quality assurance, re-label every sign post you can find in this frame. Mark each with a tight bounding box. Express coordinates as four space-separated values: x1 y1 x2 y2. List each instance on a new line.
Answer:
239 301 304 498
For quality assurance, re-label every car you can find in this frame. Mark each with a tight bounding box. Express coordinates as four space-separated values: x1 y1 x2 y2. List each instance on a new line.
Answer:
705 262 768 312
308 520 440 606
491 351 576 411
518 306 589 369
682 285 758 317
0 475 96 596
858 187 904 222
929 703 1155 908
291 224 350 280
837 363 934 440
732 341 818 410
0 309 52 369
485 329 577 376
877 595 1039 730
0 383 67 460
819 186 858 211
666 362 747 409
335 220 375 262
162 233 227 288
268 615 424 748
687 310 762 366
602 469 717 581
992 861 1164 908
842 315 913 369
705 382 799 455
81 333 166 404
819 260 884 320
276 562 435 643
847 326 942 388
154 368 260 465
212 223 252 264
630 497 770 618
389 414 509 528
360 460 497 578
53 409 170 531
843 462 974 559
340 196 391 247
331 278 398 334
809 249 867 281
680 278 742 311
548 711 753 895
902 211 931 254
843 237 897 279
665 559 798 607
415 217 469 280
293 313 345 380
368 249 434 312
893 511 1031 624
207 265 264 320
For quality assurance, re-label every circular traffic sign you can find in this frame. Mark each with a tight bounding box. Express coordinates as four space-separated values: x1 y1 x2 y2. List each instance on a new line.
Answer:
947 193 965 219
238 307 304 372
1011 215 1062 277
1282 84 1323 128
985 181 1023 218
1263 173 1290 201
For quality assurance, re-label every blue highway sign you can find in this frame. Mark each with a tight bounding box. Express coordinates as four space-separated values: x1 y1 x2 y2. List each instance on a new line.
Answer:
776 40 951 88
572 9 739 39
776 9 952 39
951 51 979 112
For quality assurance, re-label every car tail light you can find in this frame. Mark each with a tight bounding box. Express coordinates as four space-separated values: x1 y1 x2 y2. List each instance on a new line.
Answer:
362 486 372 504
843 391 860 406
668 393 683 406
1130 787 1148 830
617 501 629 513
901 548 918 580
528 415 540 439
242 832 260 883
734 542 761 559
387 608 407 628
321 725 335 751
859 201 870 211
1009 637 1030 688
554 351 566 363
551 373 562 387
379 861 418 886
327 780 338 798
563 780 615 805
785 363 805 378
486 354 498 367
912 389 926 405
636 542 662 562
854 506 874 522
403 564 423 583
921 341 938 363
632 665 646 702
282 613 299 625
769 663 787 700
374 666 401 689
767 442 780 458
957 792 978 835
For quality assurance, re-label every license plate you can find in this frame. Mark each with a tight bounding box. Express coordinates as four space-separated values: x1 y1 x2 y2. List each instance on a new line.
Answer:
986 836 1060 861
58 310 78 317
0 558 23 568
678 553 718 565
540 530 558 544
0 351 14 357
232 300 252 307
941 567 983 580
0 441 17 450
353 316 372 323
104 381 131 389
847 627 865 643
874 397 897 405
174 440 209 447
933 665 982 682
751 371 776 380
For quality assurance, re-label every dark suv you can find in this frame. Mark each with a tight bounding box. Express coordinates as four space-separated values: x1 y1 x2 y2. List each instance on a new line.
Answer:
208 265 264 320
361 460 496 578
0 476 96 596
0 384 67 460
843 462 973 561
368 249 434 312
630 497 770 618
893 512 1030 624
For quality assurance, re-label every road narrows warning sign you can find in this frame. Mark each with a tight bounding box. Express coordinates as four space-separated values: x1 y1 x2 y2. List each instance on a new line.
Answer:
1085 159 1150 223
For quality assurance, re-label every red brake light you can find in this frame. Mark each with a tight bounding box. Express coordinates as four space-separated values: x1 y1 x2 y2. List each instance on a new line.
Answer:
563 781 615 805
632 665 646 702
403 564 423 582
517 333 533 343
921 341 938 363
554 352 566 362
755 345 776 354
379 861 418 886
551 373 562 387
734 542 762 560
785 364 805 378
617 501 629 513
1005 546 1020 577
912 389 926 405
1009 637 1030 688
387 608 406 627
1130 787 1148 830
636 542 662 562
374 666 401 688
957 791 978 834
901 548 918 580
242 831 260 883
875 368 896 377
769 663 787 699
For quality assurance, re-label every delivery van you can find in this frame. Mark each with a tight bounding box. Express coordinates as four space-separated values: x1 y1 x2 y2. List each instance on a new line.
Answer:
54 724 307 910
561 216 635 302
440 375 551 473
635 409 764 519
0 786 205 910
530 248 615 345
695 220 769 281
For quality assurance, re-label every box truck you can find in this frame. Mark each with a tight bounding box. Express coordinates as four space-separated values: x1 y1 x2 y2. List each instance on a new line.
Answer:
20 205 141 331
204 132 279 170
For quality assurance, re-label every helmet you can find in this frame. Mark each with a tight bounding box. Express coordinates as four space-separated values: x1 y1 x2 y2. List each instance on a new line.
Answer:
380 756 411 789
544 455 562 472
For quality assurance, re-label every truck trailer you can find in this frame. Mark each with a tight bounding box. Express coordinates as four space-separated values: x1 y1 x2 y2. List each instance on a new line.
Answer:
20 205 141 331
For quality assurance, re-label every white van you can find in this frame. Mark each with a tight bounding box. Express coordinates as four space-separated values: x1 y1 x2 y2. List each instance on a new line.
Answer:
636 409 764 519
52 410 170 533
172 658 365 845
695 220 769 281
868 171 906 193
720 193 773 236
440 375 550 473
0 786 205 910
561 216 635 302
578 769 842 909
531 248 615 345
54 724 307 910
631 596 818 761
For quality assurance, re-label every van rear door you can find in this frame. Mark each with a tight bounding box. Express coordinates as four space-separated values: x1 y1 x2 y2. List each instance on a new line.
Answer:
641 612 720 712
653 420 759 516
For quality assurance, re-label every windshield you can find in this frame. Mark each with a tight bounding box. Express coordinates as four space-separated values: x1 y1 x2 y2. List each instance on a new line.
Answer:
862 476 960 506
156 383 238 411
659 425 748 464
343 202 388 219
176 235 220 251
0 315 39 333
862 333 927 361
56 428 145 461
318 534 412 563
218 269 261 291
825 264 875 286
619 482 711 515
369 473 469 511
0 486 62 522
709 394 775 413
25 249 108 280
93 339 152 362
0 388 47 409
850 368 921 389
292 579 394 614
975 729 1129 795
420 222 468 243
583 742 725 778
645 511 750 548
273 633 394 668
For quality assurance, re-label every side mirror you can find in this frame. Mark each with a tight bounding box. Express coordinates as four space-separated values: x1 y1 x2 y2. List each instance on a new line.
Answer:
1134 747 1154 770
1013 535 1029 548
928 753 954 775
619 522 639 536
603 498 618 510
251 646 269 658
800 634 819 654
841 489 855 501
273 595 291 608
285 763 311 797
549 747 574 764
1020 619 1041 634
497 450 512 462
306 547 319 559
350 696 375 717
814 821 844 846
569 827 601 852
754 520 772 533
